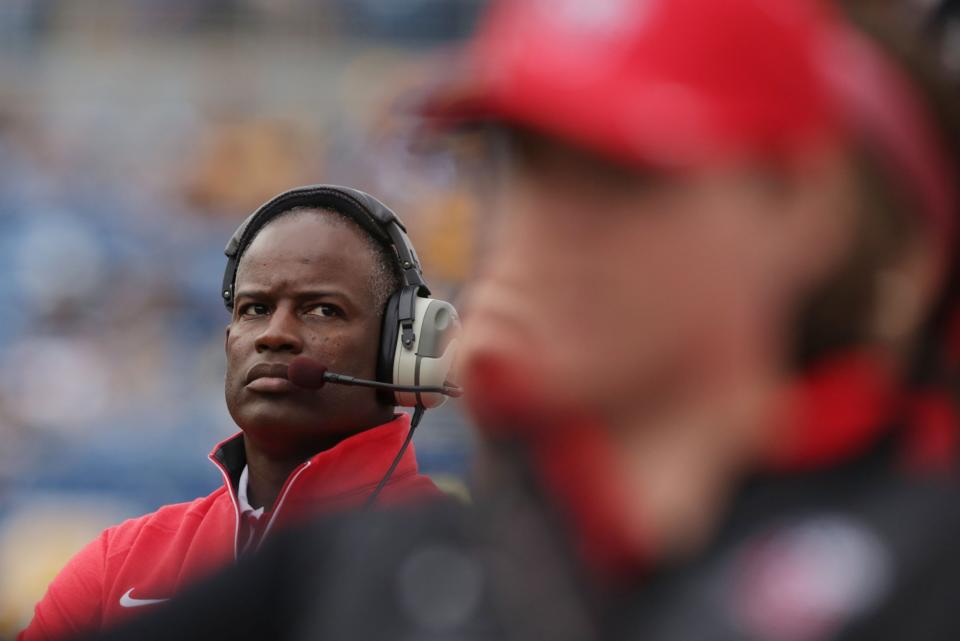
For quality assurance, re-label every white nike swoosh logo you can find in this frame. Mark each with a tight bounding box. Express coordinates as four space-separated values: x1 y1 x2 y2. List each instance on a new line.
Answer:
119 588 170 608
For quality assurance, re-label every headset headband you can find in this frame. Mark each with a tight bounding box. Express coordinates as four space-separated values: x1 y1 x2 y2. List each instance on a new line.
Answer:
221 184 430 311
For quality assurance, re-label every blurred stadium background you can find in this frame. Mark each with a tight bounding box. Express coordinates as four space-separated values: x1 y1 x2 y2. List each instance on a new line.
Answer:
0 0 485 633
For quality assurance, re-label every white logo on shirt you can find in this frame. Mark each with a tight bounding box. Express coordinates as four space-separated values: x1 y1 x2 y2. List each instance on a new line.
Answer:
119 588 169 608
536 0 647 35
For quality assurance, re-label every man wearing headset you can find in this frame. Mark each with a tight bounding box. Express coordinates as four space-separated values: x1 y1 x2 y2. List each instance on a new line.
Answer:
18 186 458 641
66 0 960 640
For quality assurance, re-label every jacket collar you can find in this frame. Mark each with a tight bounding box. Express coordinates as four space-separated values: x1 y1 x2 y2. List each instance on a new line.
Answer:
208 413 418 552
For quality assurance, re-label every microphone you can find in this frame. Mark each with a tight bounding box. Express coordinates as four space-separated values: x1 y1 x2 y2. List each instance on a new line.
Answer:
288 356 463 398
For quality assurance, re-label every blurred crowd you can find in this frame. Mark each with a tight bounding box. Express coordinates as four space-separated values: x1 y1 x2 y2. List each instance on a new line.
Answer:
0 0 484 633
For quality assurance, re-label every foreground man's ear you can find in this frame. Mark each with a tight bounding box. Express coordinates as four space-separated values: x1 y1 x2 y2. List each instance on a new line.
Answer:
760 147 862 298
871 237 941 347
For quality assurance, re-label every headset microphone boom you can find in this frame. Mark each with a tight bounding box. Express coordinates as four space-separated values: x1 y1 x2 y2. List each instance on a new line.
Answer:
288 356 463 398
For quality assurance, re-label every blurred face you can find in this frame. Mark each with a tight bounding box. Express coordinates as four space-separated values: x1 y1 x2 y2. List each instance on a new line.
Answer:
462 135 857 445
224 211 391 452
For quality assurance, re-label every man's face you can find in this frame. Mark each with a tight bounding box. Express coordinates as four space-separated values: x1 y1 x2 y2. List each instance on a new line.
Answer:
224 211 389 450
462 136 854 440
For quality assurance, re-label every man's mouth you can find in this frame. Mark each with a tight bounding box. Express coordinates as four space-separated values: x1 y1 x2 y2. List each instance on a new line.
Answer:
245 362 296 393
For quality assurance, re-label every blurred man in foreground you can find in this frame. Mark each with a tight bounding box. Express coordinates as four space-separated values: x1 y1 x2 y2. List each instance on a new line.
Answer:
19 187 446 640
80 1 960 639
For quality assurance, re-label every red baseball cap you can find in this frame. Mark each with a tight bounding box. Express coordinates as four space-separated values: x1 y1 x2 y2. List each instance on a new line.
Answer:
426 0 955 240
428 0 848 166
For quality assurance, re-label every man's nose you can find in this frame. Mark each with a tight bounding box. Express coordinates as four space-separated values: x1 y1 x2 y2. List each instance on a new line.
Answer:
460 277 544 378
254 307 304 354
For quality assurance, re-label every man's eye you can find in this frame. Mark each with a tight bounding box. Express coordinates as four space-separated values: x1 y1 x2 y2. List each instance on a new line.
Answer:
240 303 270 317
306 304 342 318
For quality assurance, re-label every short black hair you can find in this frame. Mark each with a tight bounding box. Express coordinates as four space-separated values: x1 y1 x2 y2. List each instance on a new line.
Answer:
236 206 403 314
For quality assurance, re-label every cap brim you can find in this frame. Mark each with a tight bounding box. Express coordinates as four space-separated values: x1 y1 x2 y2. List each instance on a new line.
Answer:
422 70 725 173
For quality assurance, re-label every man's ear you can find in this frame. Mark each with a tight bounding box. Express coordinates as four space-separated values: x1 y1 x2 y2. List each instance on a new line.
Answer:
871 233 941 346
765 146 860 295
224 325 231 354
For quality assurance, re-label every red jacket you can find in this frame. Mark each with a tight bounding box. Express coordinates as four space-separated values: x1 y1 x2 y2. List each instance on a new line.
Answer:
18 414 441 640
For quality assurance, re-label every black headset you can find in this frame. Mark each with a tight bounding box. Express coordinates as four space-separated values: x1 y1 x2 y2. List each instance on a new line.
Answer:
221 184 460 410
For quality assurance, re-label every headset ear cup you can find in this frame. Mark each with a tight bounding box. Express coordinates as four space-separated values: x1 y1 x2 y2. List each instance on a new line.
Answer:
377 290 402 405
